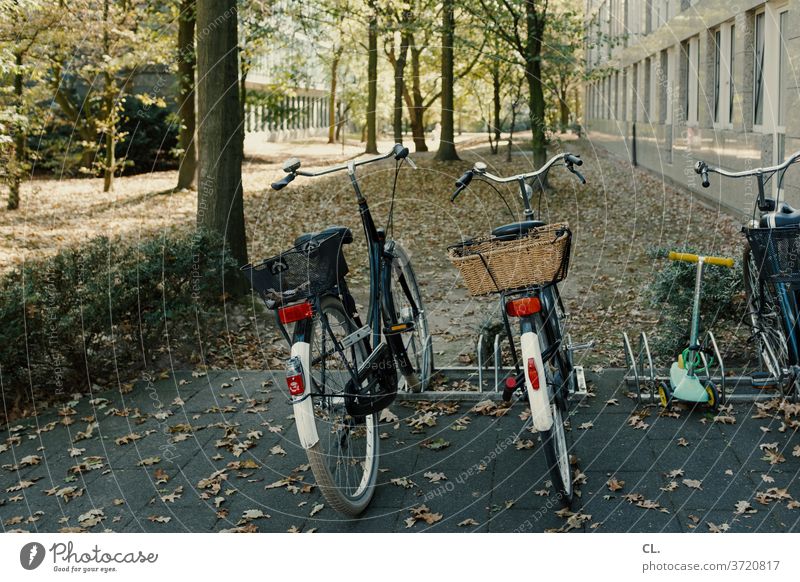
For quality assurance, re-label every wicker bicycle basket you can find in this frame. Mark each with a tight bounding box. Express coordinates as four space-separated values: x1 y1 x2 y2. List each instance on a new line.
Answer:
241 230 348 307
745 225 800 284
447 222 572 296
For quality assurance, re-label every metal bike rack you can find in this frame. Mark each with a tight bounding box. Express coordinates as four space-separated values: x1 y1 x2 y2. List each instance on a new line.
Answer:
622 330 785 403
405 331 592 401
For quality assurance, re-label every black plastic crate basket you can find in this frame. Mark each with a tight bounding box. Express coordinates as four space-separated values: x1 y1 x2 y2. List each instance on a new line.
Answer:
746 225 800 284
241 231 348 307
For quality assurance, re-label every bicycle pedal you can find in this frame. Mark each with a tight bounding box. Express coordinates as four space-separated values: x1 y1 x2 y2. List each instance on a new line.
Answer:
384 322 415 334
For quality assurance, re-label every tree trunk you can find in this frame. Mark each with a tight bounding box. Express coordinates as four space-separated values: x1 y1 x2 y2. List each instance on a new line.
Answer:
8 51 24 210
435 0 458 161
393 18 410 144
490 61 501 155
102 0 114 193
176 0 197 190
408 45 427 152
525 2 547 178
196 0 248 268
365 1 379 154
328 46 342 144
559 89 569 133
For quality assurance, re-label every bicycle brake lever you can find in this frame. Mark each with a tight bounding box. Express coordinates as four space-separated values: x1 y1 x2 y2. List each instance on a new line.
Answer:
405 156 417 170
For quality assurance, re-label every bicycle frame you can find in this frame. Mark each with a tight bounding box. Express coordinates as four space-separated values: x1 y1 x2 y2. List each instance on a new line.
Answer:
697 152 800 373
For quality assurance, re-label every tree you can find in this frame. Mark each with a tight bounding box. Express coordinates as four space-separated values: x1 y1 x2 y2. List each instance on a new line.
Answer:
541 5 583 133
365 0 379 153
196 0 248 267
475 0 550 173
47 0 170 192
434 0 457 160
176 0 197 190
0 0 53 209
383 5 411 144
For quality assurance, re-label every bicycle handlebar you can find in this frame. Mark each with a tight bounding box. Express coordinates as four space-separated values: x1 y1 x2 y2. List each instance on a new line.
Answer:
694 150 800 187
668 251 734 268
271 143 414 190
450 152 585 201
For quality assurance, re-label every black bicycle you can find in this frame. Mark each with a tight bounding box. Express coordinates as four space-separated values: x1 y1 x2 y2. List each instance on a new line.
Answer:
448 152 587 505
695 153 800 400
242 144 432 516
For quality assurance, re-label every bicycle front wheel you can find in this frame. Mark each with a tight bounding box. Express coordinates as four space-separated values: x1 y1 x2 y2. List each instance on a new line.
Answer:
305 295 379 516
743 242 789 384
388 243 433 393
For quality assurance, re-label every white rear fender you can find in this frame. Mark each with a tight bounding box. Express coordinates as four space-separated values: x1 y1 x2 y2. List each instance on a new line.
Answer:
520 331 553 432
290 342 319 449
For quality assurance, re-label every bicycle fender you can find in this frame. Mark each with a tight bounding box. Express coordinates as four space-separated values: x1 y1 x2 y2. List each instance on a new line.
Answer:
291 341 319 449
520 331 554 432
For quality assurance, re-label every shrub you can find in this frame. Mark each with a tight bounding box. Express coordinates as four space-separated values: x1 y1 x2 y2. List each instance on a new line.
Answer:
0 230 239 415
646 246 743 356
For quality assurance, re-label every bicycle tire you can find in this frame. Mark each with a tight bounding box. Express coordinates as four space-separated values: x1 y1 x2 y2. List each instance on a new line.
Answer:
305 295 379 516
541 400 574 507
388 243 433 393
743 242 790 386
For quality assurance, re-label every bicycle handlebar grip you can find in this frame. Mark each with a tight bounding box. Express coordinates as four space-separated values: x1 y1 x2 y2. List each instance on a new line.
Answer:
451 170 473 202
694 161 710 188
668 252 699 263
565 153 583 166
271 173 296 191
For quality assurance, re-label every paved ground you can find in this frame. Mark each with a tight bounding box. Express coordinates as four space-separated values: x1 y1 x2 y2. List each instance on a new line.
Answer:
1 370 799 533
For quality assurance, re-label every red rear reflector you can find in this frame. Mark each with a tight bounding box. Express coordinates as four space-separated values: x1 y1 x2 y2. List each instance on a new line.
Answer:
278 302 313 324
527 358 540 390
505 377 517 389
286 374 305 396
505 297 541 317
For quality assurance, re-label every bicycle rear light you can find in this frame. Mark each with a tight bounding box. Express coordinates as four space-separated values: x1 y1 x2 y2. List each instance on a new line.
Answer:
278 301 313 324
505 297 541 317
286 356 305 397
527 358 540 390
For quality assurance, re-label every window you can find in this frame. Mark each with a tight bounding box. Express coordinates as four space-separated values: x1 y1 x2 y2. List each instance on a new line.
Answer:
729 24 735 123
683 37 699 124
778 10 788 128
754 11 765 126
713 29 721 123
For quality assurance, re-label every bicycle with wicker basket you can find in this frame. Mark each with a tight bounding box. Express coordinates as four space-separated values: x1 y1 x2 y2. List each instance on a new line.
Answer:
448 152 588 506
695 152 800 401
242 144 432 516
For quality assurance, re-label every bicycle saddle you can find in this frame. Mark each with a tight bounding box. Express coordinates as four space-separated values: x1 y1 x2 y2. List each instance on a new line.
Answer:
760 202 800 228
294 226 353 247
491 220 546 241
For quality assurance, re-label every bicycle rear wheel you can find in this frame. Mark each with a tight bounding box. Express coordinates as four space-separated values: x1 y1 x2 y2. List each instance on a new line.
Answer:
305 295 379 516
541 397 574 507
743 243 789 385
388 244 433 392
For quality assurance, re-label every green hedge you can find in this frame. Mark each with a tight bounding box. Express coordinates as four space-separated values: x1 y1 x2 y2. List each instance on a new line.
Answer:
0 230 239 408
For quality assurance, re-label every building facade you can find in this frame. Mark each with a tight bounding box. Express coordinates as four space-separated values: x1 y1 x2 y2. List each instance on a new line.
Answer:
584 0 800 216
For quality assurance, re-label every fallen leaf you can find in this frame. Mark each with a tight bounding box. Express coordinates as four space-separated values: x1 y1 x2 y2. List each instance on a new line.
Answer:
422 438 450 451
607 478 625 492
457 518 479 527
148 515 171 524
423 471 447 483
270 445 287 456
682 479 703 490
309 503 324 517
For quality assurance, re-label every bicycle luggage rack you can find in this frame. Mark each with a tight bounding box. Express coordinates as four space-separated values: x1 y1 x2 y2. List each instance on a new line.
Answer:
402 332 592 401
621 330 781 403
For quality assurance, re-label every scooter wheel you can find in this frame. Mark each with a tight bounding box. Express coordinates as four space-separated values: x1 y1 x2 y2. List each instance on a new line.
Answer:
657 383 672 409
705 382 720 412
